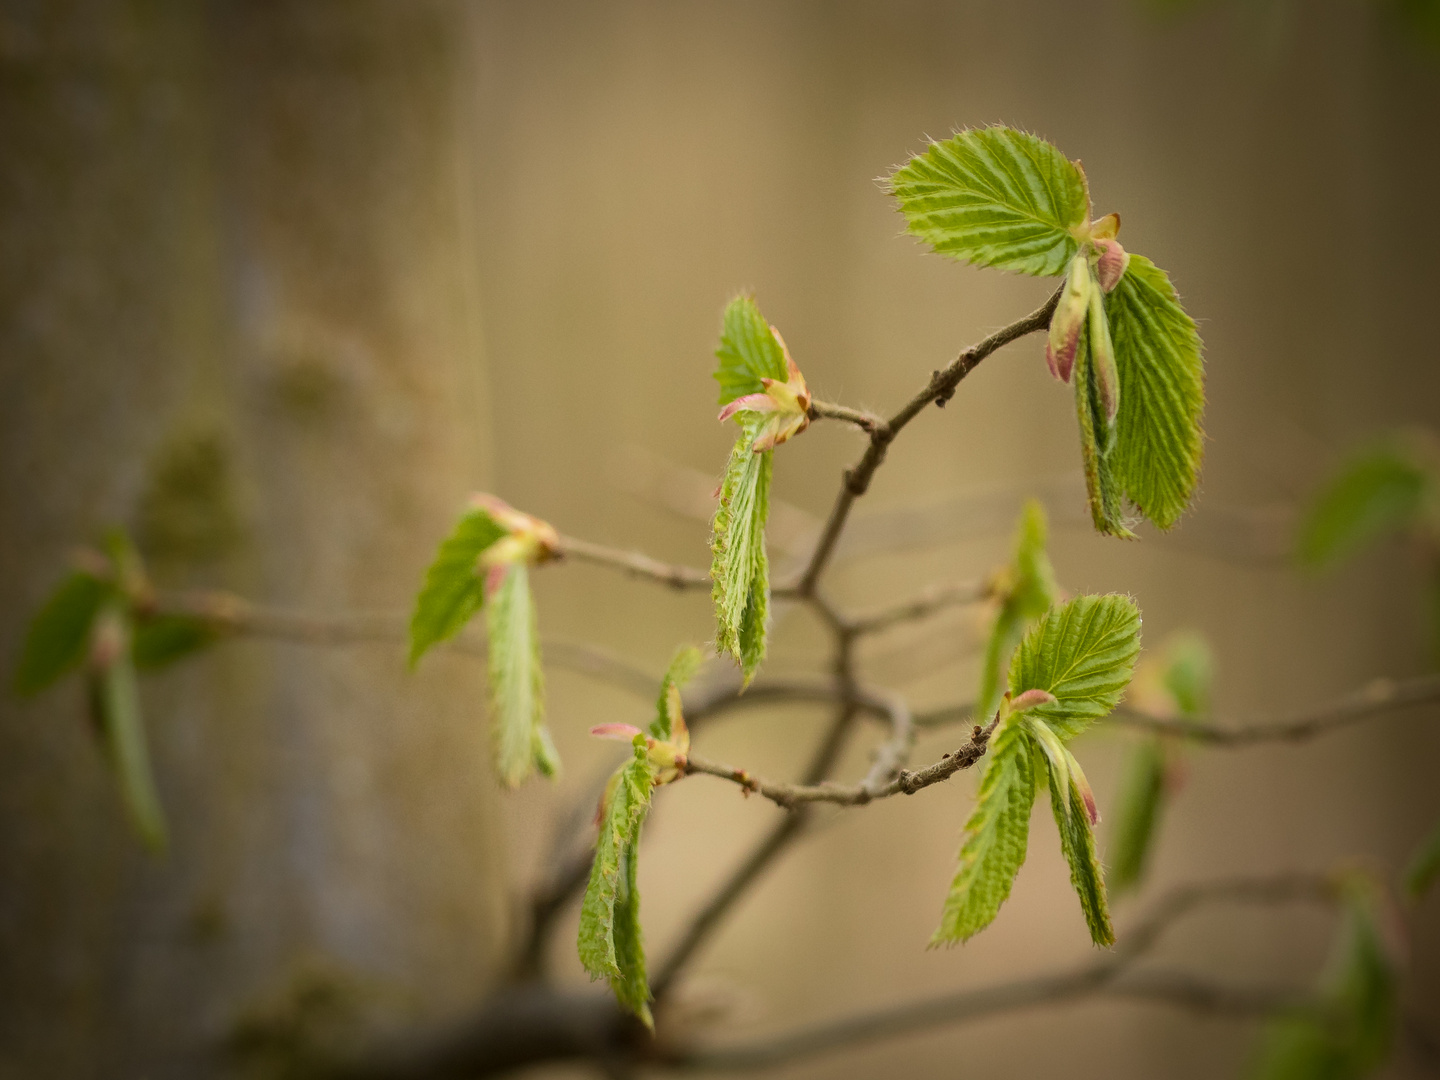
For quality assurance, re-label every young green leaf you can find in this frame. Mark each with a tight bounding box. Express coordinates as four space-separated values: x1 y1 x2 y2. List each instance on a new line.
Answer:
1296 440 1432 569
1074 312 1133 538
1107 740 1166 896
1404 818 1440 901
88 608 168 854
579 740 659 1028
889 126 1089 276
652 645 704 742
1007 594 1143 740
486 564 559 787
714 295 790 406
408 506 507 667
1030 724 1113 946
975 500 1059 724
131 613 221 671
14 570 113 696
1104 255 1206 530
932 713 1036 945
711 419 773 684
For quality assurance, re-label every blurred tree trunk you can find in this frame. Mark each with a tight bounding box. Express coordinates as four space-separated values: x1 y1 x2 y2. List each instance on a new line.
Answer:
0 3 505 1076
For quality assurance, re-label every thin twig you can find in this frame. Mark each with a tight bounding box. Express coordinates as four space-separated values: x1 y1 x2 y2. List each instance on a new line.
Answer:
847 578 992 636
807 399 885 434
558 535 710 590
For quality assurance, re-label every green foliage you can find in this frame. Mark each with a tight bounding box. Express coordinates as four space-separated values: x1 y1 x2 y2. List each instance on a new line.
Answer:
486 564 559 788
1105 255 1206 530
14 570 112 696
579 739 658 1027
714 295 789 406
1030 721 1113 945
407 507 507 667
652 645 704 741
932 711 1035 945
975 500 1059 723
711 418 773 684
1007 594 1143 740
131 613 221 671
1107 739 1167 895
1404 818 1440 901
1296 442 1432 570
889 126 1089 276
1251 879 1399 1080
1074 312 1132 538
1159 631 1213 718
88 608 168 854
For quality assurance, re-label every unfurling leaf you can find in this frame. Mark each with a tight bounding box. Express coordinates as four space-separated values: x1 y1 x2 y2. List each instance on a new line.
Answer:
714 295 791 407
407 506 508 667
15 570 113 696
1296 435 1436 570
932 710 1036 945
652 645 703 744
1031 723 1113 945
975 500 1059 724
1007 594 1143 740
711 418 773 684
579 739 659 1027
1104 255 1206 531
88 607 168 854
486 564 559 787
889 126 1090 276
1074 302 1132 538
1251 876 1400 1080
1047 254 1091 382
1404 819 1440 901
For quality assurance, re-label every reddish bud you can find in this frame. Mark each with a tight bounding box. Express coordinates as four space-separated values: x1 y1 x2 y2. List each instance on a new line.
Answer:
1094 238 1130 293
590 723 644 742
1008 688 1058 713
1046 255 1091 383
1087 281 1120 426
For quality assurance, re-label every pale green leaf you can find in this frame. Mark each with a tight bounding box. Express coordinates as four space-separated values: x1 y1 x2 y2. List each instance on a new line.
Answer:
14 571 112 696
408 507 507 667
131 613 220 671
486 564 558 787
1404 818 1440 901
714 295 788 406
1074 307 1133 538
579 741 658 1027
1008 594 1142 740
1039 739 1113 946
889 126 1089 276
1161 631 1213 719
711 421 772 684
1105 255 1206 530
932 714 1036 945
652 645 704 741
89 608 168 854
975 499 1059 724
1107 740 1166 896
1297 444 1429 569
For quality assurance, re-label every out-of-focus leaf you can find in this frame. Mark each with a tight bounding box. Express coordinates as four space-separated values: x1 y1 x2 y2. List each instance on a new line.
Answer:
131 613 221 671
1297 444 1430 569
713 295 789 406
711 418 772 684
889 126 1089 276
578 739 658 1027
932 712 1036 945
1107 739 1167 896
1105 255 1206 531
486 564 558 787
974 500 1059 724
408 506 507 667
1404 818 1440 901
1007 594 1143 740
89 608 168 854
14 571 112 696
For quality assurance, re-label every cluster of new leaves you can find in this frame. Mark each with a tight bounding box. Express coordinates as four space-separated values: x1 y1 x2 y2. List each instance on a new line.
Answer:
936 587 1142 947
578 647 704 1026
409 495 562 787
14 531 220 852
1107 631 1213 894
890 126 1205 537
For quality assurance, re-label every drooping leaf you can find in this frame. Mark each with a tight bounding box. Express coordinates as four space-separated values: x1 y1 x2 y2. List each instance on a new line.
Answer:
1251 878 1399 1080
88 608 168 854
486 564 558 787
1105 255 1206 530
579 739 658 1027
408 507 507 667
1296 443 1431 570
1034 730 1113 946
975 500 1059 724
1404 818 1440 901
652 645 704 742
131 613 221 670
711 419 772 684
714 295 789 406
14 570 112 696
932 713 1036 945
1107 739 1167 896
889 126 1089 276
1008 594 1143 740
1074 311 1133 538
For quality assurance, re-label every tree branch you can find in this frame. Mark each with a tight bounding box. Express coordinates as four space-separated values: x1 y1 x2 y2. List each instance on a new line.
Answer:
558 535 710 590
846 578 992 636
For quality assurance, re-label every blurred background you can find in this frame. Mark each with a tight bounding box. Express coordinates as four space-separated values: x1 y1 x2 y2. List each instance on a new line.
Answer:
3 1 1440 1077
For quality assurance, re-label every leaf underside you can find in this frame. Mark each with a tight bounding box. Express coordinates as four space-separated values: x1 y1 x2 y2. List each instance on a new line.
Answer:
714 295 788 406
408 507 506 667
711 422 772 683
487 564 558 787
890 126 1089 277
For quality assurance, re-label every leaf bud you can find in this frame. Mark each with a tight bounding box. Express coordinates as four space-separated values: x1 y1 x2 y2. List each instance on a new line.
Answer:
1093 237 1130 293
1046 254 1091 383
